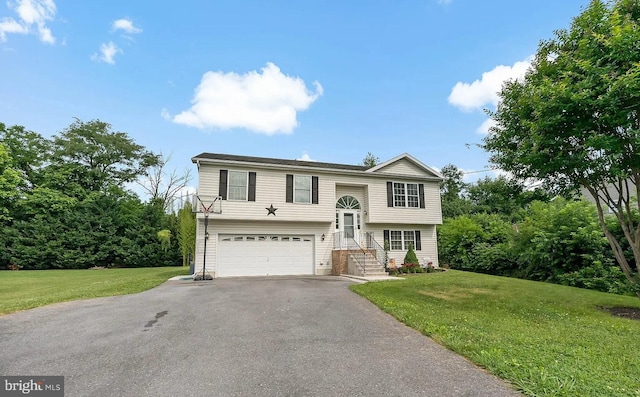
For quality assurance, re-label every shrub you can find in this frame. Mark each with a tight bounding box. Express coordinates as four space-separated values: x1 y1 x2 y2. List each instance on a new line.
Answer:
403 244 419 266
555 261 636 295
514 199 611 281
438 213 514 273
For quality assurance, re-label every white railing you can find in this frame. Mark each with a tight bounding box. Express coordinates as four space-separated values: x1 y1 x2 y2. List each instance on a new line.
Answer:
333 231 367 250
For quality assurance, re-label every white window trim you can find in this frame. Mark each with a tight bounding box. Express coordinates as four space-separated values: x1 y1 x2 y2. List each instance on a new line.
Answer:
389 230 418 251
227 170 249 201
393 182 420 208
293 175 312 204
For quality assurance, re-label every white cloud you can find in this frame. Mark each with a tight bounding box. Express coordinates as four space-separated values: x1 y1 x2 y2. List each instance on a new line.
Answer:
0 0 56 43
112 18 142 34
476 118 497 135
448 57 532 111
296 152 315 161
170 62 323 135
0 18 28 41
91 41 121 64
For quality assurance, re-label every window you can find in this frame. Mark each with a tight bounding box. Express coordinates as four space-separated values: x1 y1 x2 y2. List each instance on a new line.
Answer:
406 184 419 208
294 175 311 203
393 182 419 207
336 195 360 209
388 182 424 208
390 231 403 250
386 230 421 251
393 183 405 207
403 231 415 250
228 171 248 201
287 174 318 204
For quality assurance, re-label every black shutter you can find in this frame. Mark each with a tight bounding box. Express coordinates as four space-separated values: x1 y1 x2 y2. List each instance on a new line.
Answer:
312 176 319 204
248 172 256 202
383 230 390 248
219 170 228 200
286 174 293 203
415 230 422 250
419 184 425 209
386 182 393 207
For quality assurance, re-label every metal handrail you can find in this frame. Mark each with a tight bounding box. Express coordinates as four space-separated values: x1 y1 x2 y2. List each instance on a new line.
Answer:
333 231 387 276
349 248 367 276
363 232 387 270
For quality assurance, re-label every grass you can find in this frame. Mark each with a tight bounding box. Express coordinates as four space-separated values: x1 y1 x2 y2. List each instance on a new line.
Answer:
0 267 188 315
351 270 640 397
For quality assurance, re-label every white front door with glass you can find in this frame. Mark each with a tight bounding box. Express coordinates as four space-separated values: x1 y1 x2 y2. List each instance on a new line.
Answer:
335 195 362 248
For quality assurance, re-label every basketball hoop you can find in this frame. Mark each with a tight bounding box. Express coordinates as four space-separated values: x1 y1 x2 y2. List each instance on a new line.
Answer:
192 194 222 281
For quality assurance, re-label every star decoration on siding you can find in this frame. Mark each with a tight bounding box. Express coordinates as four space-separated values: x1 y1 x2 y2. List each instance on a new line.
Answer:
266 204 278 216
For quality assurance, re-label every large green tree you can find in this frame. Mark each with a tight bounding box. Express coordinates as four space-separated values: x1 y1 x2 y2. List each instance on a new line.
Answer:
51 118 158 192
0 123 50 188
439 164 471 218
467 176 549 222
484 0 640 293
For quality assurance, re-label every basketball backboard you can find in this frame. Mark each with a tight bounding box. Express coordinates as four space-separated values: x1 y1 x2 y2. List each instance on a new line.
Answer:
192 194 222 215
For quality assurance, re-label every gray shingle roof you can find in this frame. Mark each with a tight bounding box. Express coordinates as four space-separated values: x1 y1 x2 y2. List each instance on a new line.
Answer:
192 152 370 172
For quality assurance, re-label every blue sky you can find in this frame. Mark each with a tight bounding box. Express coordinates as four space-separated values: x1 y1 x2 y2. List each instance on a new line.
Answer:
1 0 590 194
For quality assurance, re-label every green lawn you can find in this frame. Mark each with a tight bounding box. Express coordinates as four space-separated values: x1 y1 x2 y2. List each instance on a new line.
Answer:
351 270 640 397
0 267 188 315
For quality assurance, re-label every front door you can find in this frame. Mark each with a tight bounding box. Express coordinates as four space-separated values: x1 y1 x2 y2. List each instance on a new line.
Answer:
337 210 360 248
344 213 355 239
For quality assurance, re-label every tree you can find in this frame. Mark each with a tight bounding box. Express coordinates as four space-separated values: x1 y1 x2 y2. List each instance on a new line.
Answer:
361 152 379 168
50 118 158 192
0 143 23 221
136 153 192 212
483 0 640 294
467 176 549 221
176 201 196 266
439 164 471 218
0 123 50 188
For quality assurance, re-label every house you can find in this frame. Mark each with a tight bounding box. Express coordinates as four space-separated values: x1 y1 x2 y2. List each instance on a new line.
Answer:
191 152 443 278
580 179 637 214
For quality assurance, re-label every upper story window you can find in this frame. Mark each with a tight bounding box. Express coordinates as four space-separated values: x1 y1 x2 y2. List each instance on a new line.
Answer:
219 170 256 201
393 182 419 208
387 182 424 209
228 171 248 201
336 195 360 209
294 175 311 203
286 174 319 204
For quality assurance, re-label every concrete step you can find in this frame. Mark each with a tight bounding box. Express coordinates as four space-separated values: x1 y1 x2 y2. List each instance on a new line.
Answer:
361 271 389 277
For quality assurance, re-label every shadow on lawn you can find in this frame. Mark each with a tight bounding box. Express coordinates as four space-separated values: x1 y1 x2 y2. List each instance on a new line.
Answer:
599 306 640 320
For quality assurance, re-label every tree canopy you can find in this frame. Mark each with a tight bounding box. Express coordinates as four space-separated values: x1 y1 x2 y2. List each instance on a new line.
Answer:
0 119 182 270
483 0 640 292
361 152 379 168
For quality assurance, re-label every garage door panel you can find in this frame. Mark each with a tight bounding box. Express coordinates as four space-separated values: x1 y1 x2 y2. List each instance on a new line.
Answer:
217 235 313 277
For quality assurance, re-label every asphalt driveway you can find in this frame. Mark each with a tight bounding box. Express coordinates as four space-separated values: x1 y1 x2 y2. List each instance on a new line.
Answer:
0 276 520 396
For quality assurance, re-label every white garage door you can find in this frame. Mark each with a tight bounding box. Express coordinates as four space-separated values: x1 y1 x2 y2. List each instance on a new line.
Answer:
217 234 314 277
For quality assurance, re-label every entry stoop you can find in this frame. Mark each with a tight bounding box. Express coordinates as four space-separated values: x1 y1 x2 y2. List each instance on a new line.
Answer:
347 253 388 277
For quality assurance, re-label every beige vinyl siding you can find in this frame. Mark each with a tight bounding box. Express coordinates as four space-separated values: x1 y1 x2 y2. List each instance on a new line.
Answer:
197 164 334 222
193 219 334 277
374 158 436 177
198 163 441 225
364 225 439 268
366 179 442 224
